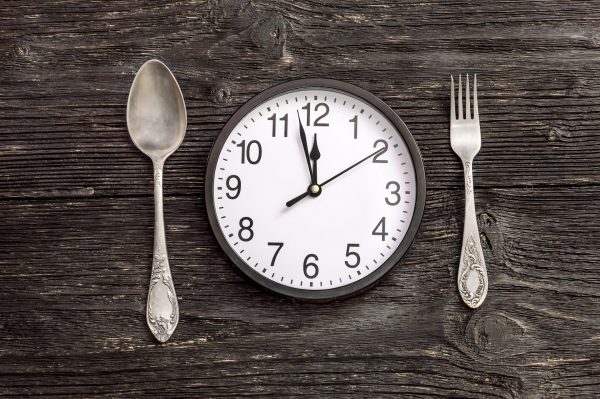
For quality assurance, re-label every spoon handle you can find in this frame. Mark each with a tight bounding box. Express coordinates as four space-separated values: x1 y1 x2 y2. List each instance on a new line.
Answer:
147 160 179 342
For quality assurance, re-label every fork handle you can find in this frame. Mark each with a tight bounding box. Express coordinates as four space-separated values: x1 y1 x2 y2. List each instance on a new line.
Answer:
458 161 488 308
147 159 179 342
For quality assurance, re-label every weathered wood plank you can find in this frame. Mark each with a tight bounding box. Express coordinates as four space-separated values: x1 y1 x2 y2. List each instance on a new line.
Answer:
1 1 600 199
1 0 600 397
1 187 599 397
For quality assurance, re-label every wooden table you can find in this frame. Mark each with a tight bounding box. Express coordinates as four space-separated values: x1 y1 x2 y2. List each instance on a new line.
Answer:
2 1 599 397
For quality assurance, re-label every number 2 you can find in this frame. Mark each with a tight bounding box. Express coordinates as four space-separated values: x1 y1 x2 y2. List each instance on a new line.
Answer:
373 140 388 163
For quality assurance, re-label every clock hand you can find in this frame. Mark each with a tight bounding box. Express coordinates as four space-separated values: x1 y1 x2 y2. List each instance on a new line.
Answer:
285 147 384 208
309 133 320 185
319 147 383 187
297 110 314 183
285 190 311 208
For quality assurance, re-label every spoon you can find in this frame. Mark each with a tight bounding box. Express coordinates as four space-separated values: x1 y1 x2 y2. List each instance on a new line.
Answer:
126 59 187 342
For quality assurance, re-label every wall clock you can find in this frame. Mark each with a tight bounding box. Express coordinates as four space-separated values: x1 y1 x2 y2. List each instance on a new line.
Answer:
205 78 425 301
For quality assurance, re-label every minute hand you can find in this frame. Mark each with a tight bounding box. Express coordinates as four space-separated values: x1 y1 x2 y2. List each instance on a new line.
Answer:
320 147 383 187
285 147 384 208
297 111 314 183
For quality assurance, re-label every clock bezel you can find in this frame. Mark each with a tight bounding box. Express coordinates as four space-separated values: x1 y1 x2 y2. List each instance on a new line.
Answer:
205 78 426 302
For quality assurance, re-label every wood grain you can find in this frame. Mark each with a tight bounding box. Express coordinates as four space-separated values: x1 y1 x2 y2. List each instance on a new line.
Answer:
1 0 599 397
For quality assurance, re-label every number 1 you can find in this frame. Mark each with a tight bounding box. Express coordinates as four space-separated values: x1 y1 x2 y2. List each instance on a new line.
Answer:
349 115 358 139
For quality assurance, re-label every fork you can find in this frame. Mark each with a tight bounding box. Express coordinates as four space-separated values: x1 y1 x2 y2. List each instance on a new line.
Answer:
450 74 488 308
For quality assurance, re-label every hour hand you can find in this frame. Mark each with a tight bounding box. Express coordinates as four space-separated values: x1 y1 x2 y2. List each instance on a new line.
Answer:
297 111 314 183
310 133 320 184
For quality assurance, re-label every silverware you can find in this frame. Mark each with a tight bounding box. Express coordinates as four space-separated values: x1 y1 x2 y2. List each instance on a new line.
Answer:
450 74 488 308
127 59 187 341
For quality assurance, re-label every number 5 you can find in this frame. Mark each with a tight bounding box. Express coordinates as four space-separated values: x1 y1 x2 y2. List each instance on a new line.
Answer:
345 243 360 268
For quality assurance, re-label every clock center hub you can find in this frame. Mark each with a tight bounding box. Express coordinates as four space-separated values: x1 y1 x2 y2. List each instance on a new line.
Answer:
309 184 321 196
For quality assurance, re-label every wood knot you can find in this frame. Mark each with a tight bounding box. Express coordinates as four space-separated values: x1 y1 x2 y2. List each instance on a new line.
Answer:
12 43 30 57
547 125 571 142
476 213 496 252
477 212 496 229
589 35 600 48
250 14 287 58
468 312 525 356
209 84 233 104
566 78 589 97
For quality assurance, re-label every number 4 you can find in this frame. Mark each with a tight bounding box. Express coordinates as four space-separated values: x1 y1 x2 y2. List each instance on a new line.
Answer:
372 217 388 241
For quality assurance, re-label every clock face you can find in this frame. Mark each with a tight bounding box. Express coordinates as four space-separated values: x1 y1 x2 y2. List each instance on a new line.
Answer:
206 79 425 301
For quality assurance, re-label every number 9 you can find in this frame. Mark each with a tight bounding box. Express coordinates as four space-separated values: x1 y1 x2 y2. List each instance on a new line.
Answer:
226 175 241 199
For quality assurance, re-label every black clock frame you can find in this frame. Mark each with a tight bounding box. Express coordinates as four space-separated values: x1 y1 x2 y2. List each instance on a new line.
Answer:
205 78 426 302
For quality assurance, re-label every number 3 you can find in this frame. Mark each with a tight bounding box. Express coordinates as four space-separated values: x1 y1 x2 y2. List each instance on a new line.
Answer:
385 181 401 205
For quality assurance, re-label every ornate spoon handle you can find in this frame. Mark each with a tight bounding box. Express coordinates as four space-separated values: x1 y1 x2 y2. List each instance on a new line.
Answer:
147 160 179 342
458 161 488 308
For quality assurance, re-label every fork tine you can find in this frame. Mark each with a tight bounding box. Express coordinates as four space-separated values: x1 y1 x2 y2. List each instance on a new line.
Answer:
465 74 471 119
458 75 463 119
450 75 455 121
473 74 479 119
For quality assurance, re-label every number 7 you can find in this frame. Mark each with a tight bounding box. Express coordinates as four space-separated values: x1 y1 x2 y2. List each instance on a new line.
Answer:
268 242 284 266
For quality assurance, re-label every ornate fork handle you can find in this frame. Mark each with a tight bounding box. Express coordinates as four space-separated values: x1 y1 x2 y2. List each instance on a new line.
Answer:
147 160 179 342
458 161 488 308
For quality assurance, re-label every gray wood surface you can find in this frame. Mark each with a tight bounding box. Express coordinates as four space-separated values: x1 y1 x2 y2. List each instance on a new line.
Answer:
1 1 599 397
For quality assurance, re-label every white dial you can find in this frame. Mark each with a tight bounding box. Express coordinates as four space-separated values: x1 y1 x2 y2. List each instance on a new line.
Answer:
207 81 424 300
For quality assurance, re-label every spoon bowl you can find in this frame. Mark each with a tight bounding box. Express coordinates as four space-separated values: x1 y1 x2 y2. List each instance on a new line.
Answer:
126 59 186 343
127 59 187 160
